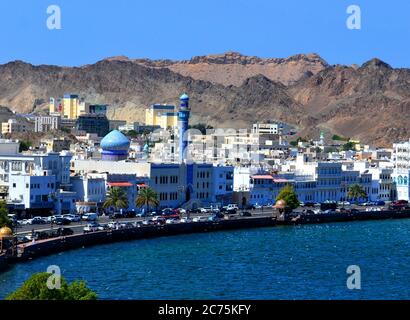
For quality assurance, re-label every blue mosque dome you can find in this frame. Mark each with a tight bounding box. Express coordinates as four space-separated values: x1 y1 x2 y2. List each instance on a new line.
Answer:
100 130 130 161
180 93 189 101
101 130 130 150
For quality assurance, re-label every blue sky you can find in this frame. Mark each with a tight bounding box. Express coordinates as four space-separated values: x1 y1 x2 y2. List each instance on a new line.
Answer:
0 0 409 67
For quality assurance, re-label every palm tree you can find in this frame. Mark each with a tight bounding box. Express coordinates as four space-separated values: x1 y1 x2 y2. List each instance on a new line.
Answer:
136 187 159 213
103 187 128 212
347 184 367 203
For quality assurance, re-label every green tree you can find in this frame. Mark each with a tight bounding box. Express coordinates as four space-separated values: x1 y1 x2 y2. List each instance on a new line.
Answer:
289 137 308 147
136 187 159 212
125 130 138 138
342 141 355 151
276 184 300 210
6 272 97 300
347 184 368 203
0 201 11 228
19 140 31 153
103 187 128 211
332 134 348 141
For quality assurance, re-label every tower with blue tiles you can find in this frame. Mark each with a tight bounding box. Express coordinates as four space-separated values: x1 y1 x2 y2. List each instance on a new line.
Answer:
178 93 190 163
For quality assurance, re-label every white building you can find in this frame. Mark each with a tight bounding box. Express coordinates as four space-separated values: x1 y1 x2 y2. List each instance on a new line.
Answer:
393 141 410 200
0 151 72 214
34 115 61 132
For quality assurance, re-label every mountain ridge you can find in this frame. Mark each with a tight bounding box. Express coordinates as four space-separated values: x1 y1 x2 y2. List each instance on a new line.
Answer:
0 52 408 146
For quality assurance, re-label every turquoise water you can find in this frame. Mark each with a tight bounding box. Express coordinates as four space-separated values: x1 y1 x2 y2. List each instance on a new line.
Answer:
1 219 410 299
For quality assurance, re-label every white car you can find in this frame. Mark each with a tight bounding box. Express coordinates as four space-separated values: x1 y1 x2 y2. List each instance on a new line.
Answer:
108 221 119 229
198 208 208 213
226 204 239 210
180 218 192 223
63 214 81 222
193 216 207 222
83 223 102 233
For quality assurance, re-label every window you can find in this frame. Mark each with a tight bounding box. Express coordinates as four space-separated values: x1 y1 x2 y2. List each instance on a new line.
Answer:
26 183 29 188
12 183 16 188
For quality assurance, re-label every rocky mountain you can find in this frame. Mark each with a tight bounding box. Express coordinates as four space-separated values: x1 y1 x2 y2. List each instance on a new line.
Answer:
125 51 329 86
0 52 409 146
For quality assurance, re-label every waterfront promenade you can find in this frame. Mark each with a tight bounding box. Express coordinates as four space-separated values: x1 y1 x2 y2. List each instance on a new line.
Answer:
3 207 410 270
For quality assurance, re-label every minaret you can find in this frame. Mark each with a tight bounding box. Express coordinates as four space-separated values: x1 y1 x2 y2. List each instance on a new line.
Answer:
178 93 190 162
319 131 325 146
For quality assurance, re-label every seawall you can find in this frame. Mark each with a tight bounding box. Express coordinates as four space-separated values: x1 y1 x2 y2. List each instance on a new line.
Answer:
6 208 410 266
284 209 410 225
15 217 277 262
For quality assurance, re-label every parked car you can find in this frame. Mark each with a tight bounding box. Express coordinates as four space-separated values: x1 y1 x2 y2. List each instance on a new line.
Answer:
180 217 192 223
82 213 98 221
174 208 186 215
48 215 63 223
161 208 174 215
155 217 166 225
54 217 71 225
393 200 408 205
136 212 147 217
161 212 179 219
304 202 316 207
302 209 315 215
165 218 178 224
108 221 119 229
376 200 386 206
193 216 208 222
63 214 81 222
83 223 102 233
123 211 137 218
55 228 74 236
142 219 154 225
208 212 225 221
221 204 238 214
109 212 125 219
134 221 144 227
29 217 47 225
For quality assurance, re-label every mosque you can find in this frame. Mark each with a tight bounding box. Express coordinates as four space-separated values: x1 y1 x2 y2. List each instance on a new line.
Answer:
100 129 131 161
99 93 191 163
72 93 234 210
